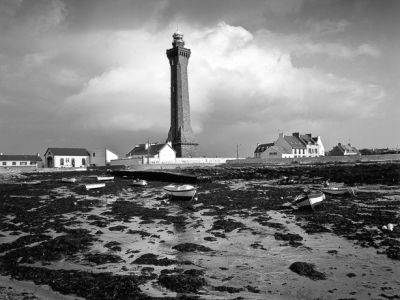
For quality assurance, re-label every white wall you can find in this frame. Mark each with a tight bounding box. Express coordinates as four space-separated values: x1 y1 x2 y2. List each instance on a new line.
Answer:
90 148 119 166
1 161 40 167
157 146 176 161
51 156 89 168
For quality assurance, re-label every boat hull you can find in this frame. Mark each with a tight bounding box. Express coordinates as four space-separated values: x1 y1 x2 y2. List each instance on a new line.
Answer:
132 180 148 186
96 176 114 181
321 187 355 196
294 192 325 209
85 183 106 190
62 178 77 183
163 185 197 200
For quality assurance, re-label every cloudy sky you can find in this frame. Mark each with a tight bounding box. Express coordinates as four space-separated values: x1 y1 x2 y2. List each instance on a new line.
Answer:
0 0 399 157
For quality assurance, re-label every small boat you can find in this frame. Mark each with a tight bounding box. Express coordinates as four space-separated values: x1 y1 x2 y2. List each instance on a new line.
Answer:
321 186 355 196
61 178 77 183
84 183 106 190
163 184 197 200
132 179 148 186
96 176 114 181
21 180 41 185
293 191 325 209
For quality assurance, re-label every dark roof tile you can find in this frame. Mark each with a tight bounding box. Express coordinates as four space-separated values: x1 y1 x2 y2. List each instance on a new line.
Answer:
0 155 42 162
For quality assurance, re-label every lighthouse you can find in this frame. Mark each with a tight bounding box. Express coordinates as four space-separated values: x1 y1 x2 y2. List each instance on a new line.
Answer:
166 31 199 157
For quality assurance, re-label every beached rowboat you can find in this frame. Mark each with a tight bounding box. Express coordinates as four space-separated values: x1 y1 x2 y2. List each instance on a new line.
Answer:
61 178 77 183
84 183 106 190
96 176 114 181
321 187 355 196
163 184 197 200
293 191 325 209
132 179 148 186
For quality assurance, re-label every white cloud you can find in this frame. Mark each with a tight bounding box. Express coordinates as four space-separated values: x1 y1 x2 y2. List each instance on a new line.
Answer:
61 22 384 139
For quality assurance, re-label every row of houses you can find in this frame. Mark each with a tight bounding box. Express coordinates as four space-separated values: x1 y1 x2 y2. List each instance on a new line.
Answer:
254 132 360 159
0 142 176 169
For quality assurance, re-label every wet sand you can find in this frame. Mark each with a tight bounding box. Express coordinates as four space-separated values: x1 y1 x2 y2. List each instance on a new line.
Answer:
0 164 399 299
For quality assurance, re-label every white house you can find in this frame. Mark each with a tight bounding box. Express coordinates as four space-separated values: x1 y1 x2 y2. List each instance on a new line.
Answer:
90 148 119 166
0 154 42 168
126 142 176 164
44 148 90 168
255 132 325 159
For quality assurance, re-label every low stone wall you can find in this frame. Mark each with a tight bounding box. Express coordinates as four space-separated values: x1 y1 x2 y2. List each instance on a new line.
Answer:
226 154 400 165
109 157 234 169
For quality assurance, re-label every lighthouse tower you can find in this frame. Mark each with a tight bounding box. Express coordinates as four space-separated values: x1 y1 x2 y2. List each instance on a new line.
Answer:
166 31 198 157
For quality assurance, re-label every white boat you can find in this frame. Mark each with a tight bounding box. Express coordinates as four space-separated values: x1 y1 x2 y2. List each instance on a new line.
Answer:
132 179 148 186
321 186 355 196
21 180 41 185
293 191 325 209
61 178 77 183
163 184 197 200
96 176 114 181
84 183 106 190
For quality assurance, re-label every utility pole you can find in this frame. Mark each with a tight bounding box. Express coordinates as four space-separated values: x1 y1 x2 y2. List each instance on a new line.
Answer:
236 144 239 159
147 139 150 165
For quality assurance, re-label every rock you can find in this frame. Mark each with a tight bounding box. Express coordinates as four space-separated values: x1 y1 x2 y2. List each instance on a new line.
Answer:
289 262 326 280
158 273 206 293
132 253 178 266
172 243 213 252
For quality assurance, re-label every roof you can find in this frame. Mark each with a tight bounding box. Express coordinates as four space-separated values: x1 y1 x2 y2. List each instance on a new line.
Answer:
284 136 306 149
337 144 359 154
0 155 42 162
45 148 89 156
254 143 274 153
128 143 174 157
299 134 315 145
267 145 292 154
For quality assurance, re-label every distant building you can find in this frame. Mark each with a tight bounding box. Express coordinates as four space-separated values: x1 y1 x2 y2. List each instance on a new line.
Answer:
90 148 119 167
126 142 176 164
255 132 325 159
254 143 274 158
262 145 293 159
44 148 90 168
329 143 361 156
0 154 42 168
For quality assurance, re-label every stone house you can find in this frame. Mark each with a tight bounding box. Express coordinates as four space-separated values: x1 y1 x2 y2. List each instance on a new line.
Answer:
255 132 325 159
329 143 361 156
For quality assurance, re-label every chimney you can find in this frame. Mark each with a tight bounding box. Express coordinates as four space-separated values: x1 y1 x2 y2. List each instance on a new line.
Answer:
292 132 300 138
338 143 341 146
306 133 312 138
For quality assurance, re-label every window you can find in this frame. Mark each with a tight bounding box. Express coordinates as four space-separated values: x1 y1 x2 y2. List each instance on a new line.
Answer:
93 152 96 157
66 158 69 163
20 162 27 166
2 162 6 166
12 162 16 165
82 158 86 166
60 158 64 166
30 161 36 165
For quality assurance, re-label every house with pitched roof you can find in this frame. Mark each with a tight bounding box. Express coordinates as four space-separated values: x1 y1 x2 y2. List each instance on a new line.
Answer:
254 143 274 158
126 142 176 164
329 143 361 156
44 148 90 168
0 154 42 168
255 132 325 159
